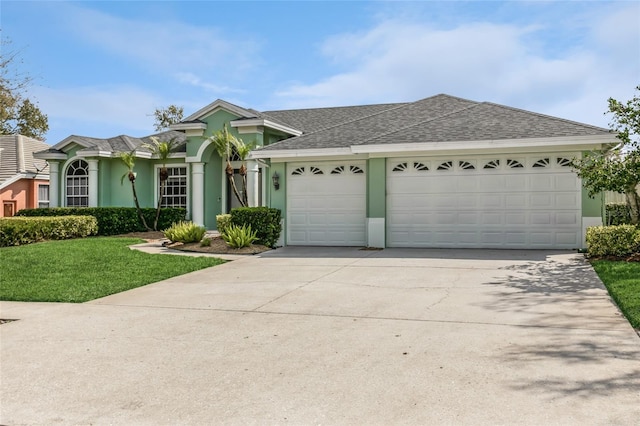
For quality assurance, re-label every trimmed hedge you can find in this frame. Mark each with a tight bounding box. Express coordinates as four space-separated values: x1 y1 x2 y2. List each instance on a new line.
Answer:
230 207 282 247
586 225 640 257
0 216 98 247
16 207 186 235
605 203 632 226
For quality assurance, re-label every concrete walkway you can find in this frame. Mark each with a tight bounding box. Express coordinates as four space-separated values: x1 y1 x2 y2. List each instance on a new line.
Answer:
1 247 639 425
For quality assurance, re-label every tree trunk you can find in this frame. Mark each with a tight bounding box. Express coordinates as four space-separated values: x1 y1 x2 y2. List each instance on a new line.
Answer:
129 173 151 231
226 162 246 208
239 163 248 207
626 187 640 225
154 178 166 231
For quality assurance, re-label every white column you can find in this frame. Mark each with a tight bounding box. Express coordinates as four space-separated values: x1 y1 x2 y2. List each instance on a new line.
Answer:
87 159 99 207
246 160 259 207
191 162 205 226
48 161 59 207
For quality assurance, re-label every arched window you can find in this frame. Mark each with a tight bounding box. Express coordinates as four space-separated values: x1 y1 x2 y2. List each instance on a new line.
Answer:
66 159 89 207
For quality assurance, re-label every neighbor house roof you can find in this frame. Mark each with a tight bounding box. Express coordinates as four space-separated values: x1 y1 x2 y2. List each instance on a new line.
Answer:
0 135 50 186
258 94 612 151
35 130 187 159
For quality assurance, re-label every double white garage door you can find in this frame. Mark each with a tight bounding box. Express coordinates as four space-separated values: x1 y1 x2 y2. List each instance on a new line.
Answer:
287 155 581 249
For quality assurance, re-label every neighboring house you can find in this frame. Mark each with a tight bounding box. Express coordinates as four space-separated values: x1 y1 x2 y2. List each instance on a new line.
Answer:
0 135 51 217
35 94 616 249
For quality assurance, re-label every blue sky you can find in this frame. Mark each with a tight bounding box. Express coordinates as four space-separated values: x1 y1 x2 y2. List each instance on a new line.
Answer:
3 1 639 144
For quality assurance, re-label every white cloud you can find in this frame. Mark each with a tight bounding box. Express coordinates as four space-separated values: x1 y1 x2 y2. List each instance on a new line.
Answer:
274 4 639 128
30 84 166 142
58 3 259 81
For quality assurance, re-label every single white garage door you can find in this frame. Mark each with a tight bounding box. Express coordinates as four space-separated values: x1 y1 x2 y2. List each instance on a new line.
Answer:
287 161 366 246
387 154 581 249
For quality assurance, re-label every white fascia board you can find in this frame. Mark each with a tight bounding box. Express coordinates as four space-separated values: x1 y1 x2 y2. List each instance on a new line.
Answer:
184 99 256 121
76 150 118 158
33 151 67 160
0 173 49 190
230 119 303 137
0 173 28 190
250 147 356 161
169 122 206 131
351 135 615 156
143 153 187 160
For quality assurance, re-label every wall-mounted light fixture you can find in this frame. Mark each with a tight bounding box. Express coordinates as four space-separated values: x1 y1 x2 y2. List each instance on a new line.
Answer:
272 171 280 190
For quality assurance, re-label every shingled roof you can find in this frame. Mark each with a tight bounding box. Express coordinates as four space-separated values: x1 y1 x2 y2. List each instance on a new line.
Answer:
38 130 187 157
259 94 611 151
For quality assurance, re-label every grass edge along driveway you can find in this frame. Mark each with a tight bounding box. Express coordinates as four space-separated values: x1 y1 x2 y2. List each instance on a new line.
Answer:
0 237 225 303
591 260 640 330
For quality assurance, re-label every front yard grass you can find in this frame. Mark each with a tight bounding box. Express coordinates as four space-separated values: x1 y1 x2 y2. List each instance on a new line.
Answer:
591 260 640 330
0 237 225 303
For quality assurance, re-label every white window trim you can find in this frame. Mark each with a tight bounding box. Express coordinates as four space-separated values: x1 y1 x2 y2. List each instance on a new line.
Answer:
38 184 50 208
154 164 190 214
63 157 89 207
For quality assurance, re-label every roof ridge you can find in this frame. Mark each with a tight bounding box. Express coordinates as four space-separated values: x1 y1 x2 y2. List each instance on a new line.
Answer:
359 99 481 145
262 101 407 115
274 102 412 141
481 101 611 132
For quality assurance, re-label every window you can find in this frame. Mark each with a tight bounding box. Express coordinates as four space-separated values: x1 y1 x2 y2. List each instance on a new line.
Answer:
160 167 187 208
66 160 89 207
38 184 50 208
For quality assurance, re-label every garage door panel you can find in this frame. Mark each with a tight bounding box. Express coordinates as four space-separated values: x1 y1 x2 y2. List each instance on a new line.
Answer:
387 154 581 249
288 161 366 246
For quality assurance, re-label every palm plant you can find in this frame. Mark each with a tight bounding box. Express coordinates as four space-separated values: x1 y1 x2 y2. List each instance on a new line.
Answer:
142 136 179 230
118 151 151 231
207 124 246 207
236 141 254 207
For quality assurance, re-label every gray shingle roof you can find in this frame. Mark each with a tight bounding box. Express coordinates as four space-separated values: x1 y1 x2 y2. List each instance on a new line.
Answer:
50 130 188 155
262 102 407 134
260 94 611 151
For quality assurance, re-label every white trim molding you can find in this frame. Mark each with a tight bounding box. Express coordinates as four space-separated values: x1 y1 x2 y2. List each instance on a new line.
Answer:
367 218 385 248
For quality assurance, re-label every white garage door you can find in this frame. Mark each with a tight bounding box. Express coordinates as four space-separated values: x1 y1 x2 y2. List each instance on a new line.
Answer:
287 161 366 246
387 155 581 249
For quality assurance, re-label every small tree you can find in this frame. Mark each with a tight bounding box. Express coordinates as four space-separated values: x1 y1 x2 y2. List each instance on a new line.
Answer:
208 124 246 207
0 38 49 140
153 105 183 131
572 86 640 225
142 136 180 230
118 151 151 231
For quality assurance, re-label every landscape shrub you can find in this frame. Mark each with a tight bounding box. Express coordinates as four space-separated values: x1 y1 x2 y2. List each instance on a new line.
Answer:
163 221 206 243
230 207 281 247
216 214 232 235
0 216 98 247
221 224 258 249
605 203 632 225
586 225 640 257
16 207 186 235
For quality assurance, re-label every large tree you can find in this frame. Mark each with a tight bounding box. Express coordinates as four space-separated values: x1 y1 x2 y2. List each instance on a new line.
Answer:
0 38 49 140
152 104 183 131
572 86 640 224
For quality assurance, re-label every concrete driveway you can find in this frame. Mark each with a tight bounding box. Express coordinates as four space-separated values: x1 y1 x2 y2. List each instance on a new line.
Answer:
1 247 639 425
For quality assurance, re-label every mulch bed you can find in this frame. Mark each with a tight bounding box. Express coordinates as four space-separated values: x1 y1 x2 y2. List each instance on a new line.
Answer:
117 231 272 255
587 252 640 262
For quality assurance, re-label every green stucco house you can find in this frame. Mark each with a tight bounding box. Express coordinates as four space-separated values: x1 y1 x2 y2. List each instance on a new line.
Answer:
35 94 615 249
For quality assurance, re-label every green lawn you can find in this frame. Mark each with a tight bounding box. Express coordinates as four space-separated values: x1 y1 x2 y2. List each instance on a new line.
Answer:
0 237 225 303
591 260 640 330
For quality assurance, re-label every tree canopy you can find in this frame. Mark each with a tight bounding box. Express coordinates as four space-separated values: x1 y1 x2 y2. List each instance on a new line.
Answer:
152 105 184 131
572 86 640 224
0 38 49 140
